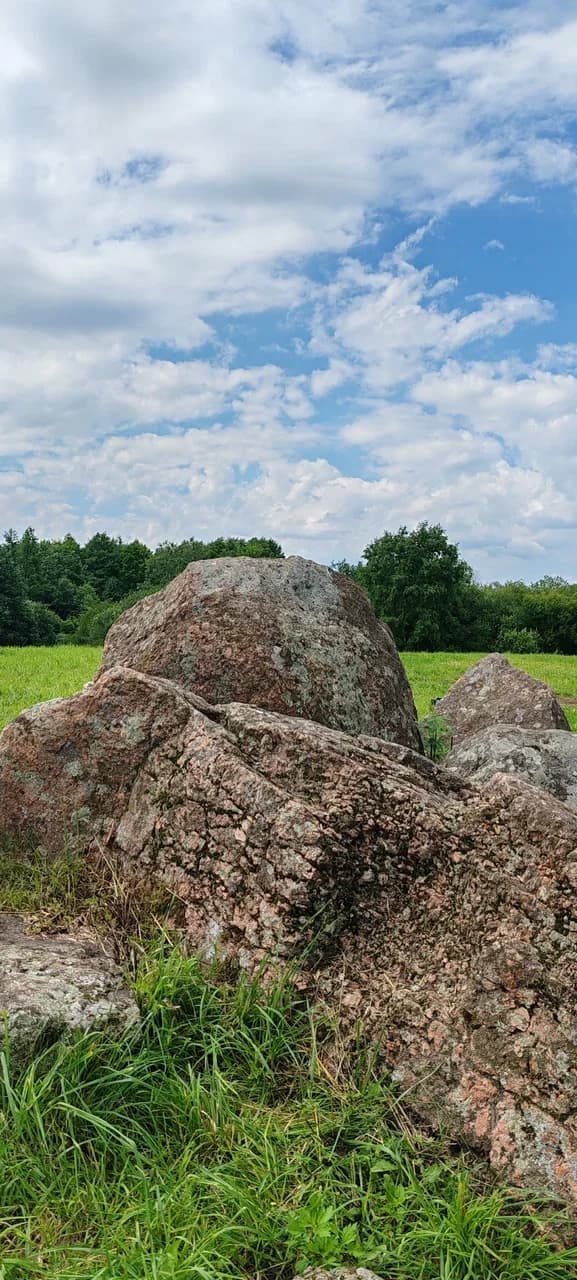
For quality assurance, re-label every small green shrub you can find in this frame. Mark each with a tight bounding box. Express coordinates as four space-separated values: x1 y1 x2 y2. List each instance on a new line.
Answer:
72 587 160 644
25 600 62 646
500 627 541 653
72 599 126 644
419 710 454 761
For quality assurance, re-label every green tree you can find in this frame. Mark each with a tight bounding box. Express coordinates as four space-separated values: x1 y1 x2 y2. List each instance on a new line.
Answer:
17 527 42 597
362 523 478 650
46 575 84 619
51 534 84 584
477 579 577 655
117 540 151 595
0 541 33 645
23 534 85 619
82 533 123 599
331 559 363 581
145 535 283 591
27 600 62 645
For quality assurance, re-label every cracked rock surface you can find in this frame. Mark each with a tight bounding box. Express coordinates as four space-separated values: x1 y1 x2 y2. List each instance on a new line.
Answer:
448 724 577 809
0 666 209 850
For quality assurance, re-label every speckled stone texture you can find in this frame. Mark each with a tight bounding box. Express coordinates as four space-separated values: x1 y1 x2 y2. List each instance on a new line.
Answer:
301 1270 385 1280
100 555 422 749
448 724 577 809
3 668 577 1198
0 666 209 851
0 914 139 1059
436 653 571 744
323 772 577 1201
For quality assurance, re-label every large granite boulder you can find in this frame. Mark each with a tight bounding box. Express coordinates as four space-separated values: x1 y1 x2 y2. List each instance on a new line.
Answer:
436 653 570 743
0 914 139 1060
100 556 421 749
112 697 469 970
3 668 577 1196
449 724 577 809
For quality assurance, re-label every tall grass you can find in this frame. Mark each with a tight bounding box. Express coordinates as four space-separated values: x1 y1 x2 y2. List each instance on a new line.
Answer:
0 946 576 1279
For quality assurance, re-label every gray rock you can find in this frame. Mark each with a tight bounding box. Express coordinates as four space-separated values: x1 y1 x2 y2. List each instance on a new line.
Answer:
436 653 570 743
101 555 421 749
0 914 139 1059
448 724 577 809
301 1271 385 1280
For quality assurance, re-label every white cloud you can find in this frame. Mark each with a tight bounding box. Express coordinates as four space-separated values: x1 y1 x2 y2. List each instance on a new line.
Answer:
500 193 537 205
310 360 353 398
441 18 577 114
2 1 577 580
525 138 577 183
315 257 550 390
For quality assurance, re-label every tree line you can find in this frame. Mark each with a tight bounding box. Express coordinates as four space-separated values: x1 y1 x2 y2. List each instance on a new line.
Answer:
0 522 576 653
0 530 282 646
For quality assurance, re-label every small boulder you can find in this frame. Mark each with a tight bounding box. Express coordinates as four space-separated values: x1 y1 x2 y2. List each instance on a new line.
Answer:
448 724 577 809
101 556 421 749
301 1271 385 1280
436 654 570 744
0 914 139 1060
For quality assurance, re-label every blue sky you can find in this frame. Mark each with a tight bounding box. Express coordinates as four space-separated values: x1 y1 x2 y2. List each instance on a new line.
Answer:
1 0 577 580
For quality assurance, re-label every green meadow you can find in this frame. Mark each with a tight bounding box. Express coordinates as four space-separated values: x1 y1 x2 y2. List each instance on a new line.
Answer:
0 645 575 733
0 646 102 730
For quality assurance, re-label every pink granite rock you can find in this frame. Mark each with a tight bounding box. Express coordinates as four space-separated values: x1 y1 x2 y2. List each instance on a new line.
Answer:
101 555 421 749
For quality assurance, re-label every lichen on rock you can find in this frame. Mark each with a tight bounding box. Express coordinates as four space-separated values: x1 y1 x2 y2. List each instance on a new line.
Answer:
0 913 139 1061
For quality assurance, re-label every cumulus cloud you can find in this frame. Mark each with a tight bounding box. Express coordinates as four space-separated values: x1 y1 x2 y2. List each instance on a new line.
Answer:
2 0 577 578
440 18 577 114
314 256 550 389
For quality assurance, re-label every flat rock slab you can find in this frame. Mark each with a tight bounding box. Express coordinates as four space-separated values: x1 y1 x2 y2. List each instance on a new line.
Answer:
436 653 570 743
449 724 577 809
0 914 139 1060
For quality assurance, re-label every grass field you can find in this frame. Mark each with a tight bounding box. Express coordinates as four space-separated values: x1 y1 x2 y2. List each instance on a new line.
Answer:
0 645 575 732
0 646 102 730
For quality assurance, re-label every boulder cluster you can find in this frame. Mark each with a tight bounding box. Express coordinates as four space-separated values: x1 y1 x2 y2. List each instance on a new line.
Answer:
1 556 577 1201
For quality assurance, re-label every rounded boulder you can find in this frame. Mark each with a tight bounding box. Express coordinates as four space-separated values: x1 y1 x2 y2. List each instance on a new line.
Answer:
101 556 421 749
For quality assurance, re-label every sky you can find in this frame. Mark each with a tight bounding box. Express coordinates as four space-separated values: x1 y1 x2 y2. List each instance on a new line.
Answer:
1 1 577 581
